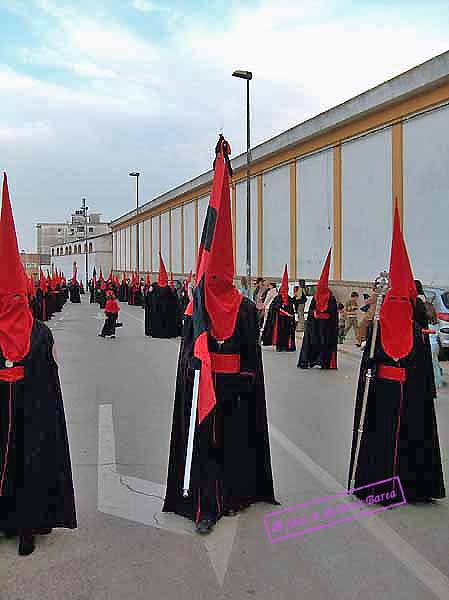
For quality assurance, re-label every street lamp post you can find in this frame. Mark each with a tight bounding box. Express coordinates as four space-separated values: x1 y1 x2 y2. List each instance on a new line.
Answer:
232 69 253 291
81 198 89 289
129 172 140 276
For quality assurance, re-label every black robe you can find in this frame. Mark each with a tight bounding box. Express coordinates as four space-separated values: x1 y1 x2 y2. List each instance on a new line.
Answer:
144 285 179 338
69 283 81 304
101 313 118 337
297 296 338 369
348 322 445 502
163 298 278 524
0 320 77 531
262 296 296 352
118 283 128 302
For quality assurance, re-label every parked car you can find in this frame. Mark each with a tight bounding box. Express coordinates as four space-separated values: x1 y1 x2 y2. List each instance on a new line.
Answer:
423 287 449 360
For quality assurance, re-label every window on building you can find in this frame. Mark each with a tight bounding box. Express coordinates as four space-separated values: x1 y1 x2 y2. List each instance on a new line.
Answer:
89 227 94 233
68 247 72 255
52 249 55 256
89 242 93 253
58 228 62 233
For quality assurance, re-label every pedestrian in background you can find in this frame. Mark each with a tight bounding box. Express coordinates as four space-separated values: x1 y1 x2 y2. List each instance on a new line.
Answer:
344 291 360 345
239 276 251 299
294 279 307 332
338 303 346 344
426 302 443 391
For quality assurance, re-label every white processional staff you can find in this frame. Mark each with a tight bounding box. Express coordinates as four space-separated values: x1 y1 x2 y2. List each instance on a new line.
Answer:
182 369 201 497
349 271 390 493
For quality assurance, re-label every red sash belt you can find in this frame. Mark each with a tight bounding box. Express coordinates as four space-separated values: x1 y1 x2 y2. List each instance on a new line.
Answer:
0 366 24 383
210 353 240 374
314 311 330 320
378 364 406 384
279 308 294 318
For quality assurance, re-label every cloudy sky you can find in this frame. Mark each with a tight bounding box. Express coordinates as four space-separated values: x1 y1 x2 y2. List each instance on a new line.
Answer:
1 0 448 251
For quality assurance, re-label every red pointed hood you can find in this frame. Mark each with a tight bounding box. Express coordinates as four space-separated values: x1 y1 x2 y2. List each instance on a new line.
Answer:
39 268 47 291
158 253 168 287
170 272 175 290
71 263 78 285
184 270 192 291
27 275 36 298
0 173 33 362
146 273 151 287
188 135 242 424
280 264 289 305
315 249 332 312
99 267 104 283
380 204 414 360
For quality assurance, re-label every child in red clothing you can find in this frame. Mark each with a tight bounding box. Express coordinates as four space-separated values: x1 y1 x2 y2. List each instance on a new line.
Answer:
99 290 120 338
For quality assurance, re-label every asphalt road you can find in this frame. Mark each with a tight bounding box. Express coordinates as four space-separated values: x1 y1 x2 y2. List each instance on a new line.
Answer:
1 299 448 600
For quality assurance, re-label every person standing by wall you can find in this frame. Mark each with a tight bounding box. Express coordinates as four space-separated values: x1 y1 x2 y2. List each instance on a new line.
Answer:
294 279 307 332
239 276 251 300
344 291 360 345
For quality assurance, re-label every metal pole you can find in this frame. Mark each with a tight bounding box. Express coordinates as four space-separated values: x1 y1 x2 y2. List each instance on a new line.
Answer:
82 198 89 290
246 78 251 290
136 174 140 276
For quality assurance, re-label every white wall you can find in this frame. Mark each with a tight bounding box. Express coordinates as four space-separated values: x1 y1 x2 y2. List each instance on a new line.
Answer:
52 251 112 283
138 222 144 271
404 107 449 287
151 216 159 272
171 207 182 273
342 129 392 281
263 165 290 277
184 201 196 273
297 149 334 279
143 220 151 273
160 211 170 269
198 195 209 249
236 178 258 277
130 225 136 271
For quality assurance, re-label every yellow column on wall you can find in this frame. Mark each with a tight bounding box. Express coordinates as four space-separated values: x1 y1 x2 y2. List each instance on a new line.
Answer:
289 162 297 280
158 215 161 255
333 144 342 280
181 204 185 275
150 219 153 273
129 226 132 272
257 175 263 277
231 183 236 266
169 211 172 273
392 121 404 226
194 199 199 263
142 220 145 273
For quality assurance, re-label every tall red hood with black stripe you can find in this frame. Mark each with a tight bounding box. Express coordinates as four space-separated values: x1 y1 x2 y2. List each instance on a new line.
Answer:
187 135 242 423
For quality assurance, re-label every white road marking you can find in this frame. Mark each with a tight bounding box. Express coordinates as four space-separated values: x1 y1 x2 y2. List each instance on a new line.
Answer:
98 404 239 587
269 424 449 600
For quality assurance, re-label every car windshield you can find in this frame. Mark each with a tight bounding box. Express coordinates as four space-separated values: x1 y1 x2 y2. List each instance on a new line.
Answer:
441 291 449 310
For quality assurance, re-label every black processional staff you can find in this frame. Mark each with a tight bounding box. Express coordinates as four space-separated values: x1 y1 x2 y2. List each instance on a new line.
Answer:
349 271 390 492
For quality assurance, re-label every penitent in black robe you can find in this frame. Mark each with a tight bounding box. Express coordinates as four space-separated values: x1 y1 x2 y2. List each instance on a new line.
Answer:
297 296 338 369
144 285 179 338
261 295 296 352
163 298 278 524
348 322 445 502
0 320 77 531
69 283 81 304
118 282 128 303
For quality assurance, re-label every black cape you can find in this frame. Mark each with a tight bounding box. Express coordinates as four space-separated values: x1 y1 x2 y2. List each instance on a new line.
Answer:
348 322 445 502
144 285 179 338
262 295 296 352
163 297 278 523
297 296 338 369
118 283 128 302
0 320 77 531
69 283 81 304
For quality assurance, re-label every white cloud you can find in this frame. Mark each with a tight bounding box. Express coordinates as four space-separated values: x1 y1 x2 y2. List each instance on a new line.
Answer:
2 0 449 250
131 0 158 13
